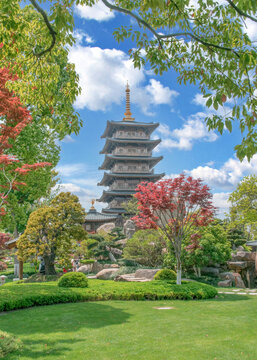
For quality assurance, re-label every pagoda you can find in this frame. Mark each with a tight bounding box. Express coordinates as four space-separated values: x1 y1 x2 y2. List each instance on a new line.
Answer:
97 83 164 214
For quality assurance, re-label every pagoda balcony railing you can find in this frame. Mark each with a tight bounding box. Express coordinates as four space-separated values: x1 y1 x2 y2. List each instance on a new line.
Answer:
112 149 151 156
110 184 137 190
113 133 149 140
111 167 153 173
107 202 124 209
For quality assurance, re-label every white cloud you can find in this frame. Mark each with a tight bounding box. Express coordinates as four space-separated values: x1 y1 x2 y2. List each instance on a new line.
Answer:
58 182 106 212
61 135 76 143
185 154 257 191
244 19 257 42
145 79 179 106
56 163 86 177
155 112 218 151
212 192 231 218
69 45 178 114
75 2 115 22
73 29 94 45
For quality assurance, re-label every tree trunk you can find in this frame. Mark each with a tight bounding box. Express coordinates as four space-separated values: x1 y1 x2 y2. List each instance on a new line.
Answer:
198 267 201 277
44 254 56 275
177 263 182 285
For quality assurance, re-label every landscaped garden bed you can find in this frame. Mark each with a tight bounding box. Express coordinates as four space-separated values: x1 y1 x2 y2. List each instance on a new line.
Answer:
0 279 217 312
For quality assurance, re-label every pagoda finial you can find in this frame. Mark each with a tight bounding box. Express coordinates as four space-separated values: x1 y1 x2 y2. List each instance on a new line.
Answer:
123 82 135 121
90 199 96 210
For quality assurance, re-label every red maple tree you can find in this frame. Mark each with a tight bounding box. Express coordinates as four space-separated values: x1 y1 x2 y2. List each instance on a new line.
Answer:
132 174 216 284
0 67 51 241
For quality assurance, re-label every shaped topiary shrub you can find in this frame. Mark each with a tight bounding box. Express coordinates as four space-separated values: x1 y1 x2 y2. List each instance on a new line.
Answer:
0 330 22 358
154 269 177 281
58 272 88 288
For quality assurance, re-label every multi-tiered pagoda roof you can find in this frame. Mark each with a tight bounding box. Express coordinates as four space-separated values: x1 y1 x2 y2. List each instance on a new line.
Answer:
97 83 164 214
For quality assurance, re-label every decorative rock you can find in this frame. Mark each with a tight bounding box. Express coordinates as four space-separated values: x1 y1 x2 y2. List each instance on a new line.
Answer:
218 279 232 287
232 251 256 262
123 219 136 239
91 261 104 274
96 268 119 280
110 264 119 268
77 264 92 274
97 222 115 234
116 239 127 247
219 272 236 283
233 273 246 288
115 274 151 282
201 267 220 276
228 261 248 270
134 269 160 280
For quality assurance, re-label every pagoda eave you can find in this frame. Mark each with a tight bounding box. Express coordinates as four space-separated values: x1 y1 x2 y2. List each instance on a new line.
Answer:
98 172 165 186
100 138 161 154
99 155 163 170
101 121 159 139
97 190 134 203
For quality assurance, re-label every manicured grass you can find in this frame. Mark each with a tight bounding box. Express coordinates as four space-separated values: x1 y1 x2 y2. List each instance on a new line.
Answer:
0 280 217 311
0 295 256 360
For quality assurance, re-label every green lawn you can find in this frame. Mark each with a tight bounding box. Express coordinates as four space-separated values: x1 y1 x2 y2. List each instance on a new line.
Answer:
0 295 256 360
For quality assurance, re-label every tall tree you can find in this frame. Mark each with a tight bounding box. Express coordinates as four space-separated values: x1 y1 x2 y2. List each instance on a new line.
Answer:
17 192 87 274
132 174 215 284
0 0 83 138
229 175 257 240
0 68 51 219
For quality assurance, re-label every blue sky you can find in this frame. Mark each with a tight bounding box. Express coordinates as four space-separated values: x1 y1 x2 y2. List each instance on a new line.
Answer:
56 1 257 218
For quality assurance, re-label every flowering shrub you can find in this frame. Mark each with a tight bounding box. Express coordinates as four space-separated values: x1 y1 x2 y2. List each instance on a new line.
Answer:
0 261 7 271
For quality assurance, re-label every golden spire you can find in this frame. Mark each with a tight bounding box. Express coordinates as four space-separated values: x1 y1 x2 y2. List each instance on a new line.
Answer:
90 199 96 210
123 81 135 121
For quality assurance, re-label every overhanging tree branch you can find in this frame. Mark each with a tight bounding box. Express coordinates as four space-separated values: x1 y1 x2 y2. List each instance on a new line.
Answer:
226 0 257 23
102 0 240 58
29 0 57 57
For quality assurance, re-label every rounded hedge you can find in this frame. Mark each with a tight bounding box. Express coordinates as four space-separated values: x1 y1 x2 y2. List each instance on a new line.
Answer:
58 272 88 288
154 269 177 280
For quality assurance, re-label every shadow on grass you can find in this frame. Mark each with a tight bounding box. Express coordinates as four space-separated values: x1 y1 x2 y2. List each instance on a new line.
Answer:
0 302 131 336
213 294 251 301
7 338 86 360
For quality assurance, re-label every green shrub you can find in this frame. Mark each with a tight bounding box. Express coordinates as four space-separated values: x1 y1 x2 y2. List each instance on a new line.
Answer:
80 259 95 264
58 272 88 288
0 280 218 312
0 330 22 358
154 269 177 280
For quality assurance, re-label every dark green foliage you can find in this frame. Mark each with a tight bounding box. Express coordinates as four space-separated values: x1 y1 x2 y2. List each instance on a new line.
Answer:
0 280 218 311
184 274 220 287
58 272 88 288
227 228 248 249
154 269 177 281
124 230 166 267
88 228 124 261
0 330 22 358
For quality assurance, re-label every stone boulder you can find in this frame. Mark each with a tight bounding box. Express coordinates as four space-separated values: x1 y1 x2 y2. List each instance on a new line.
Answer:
218 279 232 287
91 261 104 274
219 272 236 284
116 238 127 247
201 267 220 276
103 263 119 269
124 219 136 239
232 251 256 262
233 273 246 288
96 268 119 280
97 222 115 234
134 269 160 280
228 261 248 270
77 264 92 274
